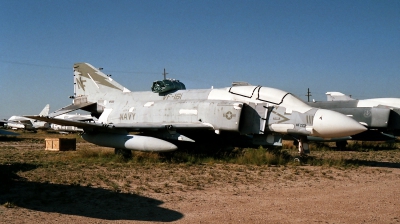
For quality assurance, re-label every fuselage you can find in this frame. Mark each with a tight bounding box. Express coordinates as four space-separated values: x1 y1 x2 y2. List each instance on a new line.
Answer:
26 62 367 153
79 85 365 139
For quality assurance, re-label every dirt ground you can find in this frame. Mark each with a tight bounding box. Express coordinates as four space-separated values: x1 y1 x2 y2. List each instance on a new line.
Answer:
1 136 400 223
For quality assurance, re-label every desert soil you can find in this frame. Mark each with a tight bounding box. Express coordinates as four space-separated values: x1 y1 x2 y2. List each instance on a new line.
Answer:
1 136 399 224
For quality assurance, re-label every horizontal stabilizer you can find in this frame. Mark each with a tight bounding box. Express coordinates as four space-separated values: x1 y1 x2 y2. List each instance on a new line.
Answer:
48 102 96 118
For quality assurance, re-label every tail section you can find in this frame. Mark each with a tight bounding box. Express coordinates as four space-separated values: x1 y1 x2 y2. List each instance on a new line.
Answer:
73 63 130 98
39 104 50 116
71 63 131 118
326 92 355 101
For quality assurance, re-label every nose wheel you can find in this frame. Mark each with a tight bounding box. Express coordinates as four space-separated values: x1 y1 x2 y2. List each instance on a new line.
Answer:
292 137 310 162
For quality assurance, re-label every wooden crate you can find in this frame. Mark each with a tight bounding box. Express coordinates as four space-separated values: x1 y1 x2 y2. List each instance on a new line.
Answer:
45 138 76 151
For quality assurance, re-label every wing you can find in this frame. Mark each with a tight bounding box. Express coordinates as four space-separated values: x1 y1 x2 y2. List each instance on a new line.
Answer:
60 114 95 122
24 116 104 129
24 115 213 132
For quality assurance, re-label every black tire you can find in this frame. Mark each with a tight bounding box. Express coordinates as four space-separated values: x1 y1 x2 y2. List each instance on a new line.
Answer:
114 148 132 159
336 141 347 150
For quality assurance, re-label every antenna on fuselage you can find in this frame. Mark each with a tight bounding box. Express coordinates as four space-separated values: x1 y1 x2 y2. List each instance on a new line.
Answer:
163 68 168 80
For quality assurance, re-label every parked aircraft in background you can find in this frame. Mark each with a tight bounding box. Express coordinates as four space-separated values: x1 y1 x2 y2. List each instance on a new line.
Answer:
26 63 366 156
0 115 18 136
7 104 50 132
326 92 400 108
0 120 7 128
307 92 400 148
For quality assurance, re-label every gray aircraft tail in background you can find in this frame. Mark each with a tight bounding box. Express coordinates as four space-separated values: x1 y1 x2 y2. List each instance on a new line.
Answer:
308 92 400 148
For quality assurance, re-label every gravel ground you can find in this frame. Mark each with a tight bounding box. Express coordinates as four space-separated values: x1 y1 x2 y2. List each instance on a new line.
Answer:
1 136 399 223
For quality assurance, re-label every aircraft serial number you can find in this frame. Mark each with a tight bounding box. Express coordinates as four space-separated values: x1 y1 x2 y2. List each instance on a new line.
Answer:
163 93 183 100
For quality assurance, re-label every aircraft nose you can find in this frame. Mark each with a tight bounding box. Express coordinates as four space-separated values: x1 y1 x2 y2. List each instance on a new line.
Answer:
312 109 367 138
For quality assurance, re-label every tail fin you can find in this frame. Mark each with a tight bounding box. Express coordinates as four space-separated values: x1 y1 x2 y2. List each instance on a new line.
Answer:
39 104 50 116
326 92 355 101
73 63 130 99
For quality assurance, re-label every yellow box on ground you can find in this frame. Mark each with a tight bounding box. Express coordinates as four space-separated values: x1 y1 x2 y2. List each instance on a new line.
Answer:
45 138 76 151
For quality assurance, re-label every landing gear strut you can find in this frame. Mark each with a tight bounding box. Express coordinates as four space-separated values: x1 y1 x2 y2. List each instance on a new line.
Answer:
297 137 310 157
293 137 310 163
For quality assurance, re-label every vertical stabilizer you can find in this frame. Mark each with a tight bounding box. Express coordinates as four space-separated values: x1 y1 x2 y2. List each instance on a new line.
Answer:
39 104 50 116
73 63 130 98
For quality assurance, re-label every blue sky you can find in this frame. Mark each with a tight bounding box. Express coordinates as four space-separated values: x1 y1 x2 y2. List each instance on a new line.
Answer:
1 0 399 118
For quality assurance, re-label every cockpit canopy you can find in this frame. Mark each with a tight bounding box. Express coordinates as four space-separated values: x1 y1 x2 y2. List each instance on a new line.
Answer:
229 85 309 108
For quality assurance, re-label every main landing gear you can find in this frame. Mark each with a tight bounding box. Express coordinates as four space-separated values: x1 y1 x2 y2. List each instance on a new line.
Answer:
335 141 348 150
115 148 132 159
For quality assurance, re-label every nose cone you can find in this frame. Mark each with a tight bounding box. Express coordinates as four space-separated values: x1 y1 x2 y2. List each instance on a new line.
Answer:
313 109 367 138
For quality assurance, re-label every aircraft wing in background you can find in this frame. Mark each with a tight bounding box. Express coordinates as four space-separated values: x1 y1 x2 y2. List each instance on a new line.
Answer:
0 129 19 136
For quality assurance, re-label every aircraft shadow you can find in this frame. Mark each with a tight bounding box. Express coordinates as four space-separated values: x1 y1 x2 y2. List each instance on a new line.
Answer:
0 136 21 142
0 163 183 222
344 159 400 169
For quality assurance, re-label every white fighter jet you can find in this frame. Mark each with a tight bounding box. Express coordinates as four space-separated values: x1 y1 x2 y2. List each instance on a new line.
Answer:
7 104 50 132
26 63 366 156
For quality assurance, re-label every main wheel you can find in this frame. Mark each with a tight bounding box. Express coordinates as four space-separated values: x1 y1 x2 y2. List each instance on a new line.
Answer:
115 148 132 159
336 141 347 150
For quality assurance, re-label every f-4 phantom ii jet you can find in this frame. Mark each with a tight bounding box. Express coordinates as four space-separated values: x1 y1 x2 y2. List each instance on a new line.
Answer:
26 63 366 156
308 92 400 148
